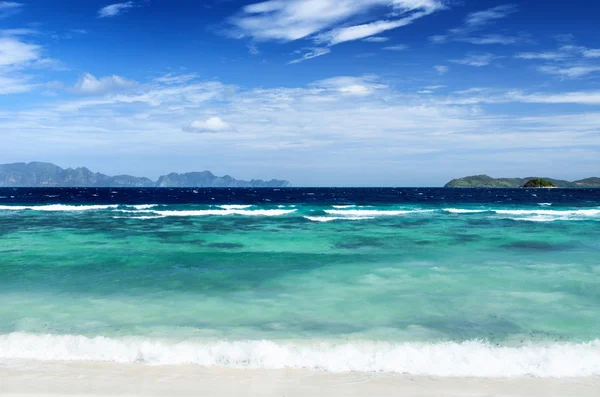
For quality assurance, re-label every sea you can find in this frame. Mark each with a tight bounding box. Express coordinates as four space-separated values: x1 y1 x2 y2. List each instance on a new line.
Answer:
1 187 599 378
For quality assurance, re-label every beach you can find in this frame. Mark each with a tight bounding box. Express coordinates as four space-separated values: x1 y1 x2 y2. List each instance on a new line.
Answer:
2 360 600 397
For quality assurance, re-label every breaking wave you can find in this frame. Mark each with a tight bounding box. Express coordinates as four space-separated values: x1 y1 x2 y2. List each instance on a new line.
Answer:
1 333 599 377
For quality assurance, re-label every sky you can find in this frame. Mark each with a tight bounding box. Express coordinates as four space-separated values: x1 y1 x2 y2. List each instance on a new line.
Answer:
0 0 599 186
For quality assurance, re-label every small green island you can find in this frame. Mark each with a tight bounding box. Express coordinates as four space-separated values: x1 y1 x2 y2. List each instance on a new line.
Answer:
520 178 556 188
521 178 556 188
445 175 600 188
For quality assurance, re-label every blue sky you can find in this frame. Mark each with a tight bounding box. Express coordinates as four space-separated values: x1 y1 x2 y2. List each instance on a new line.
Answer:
0 0 599 186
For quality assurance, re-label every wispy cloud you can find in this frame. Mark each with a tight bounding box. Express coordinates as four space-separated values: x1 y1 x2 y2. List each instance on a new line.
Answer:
451 53 500 67
0 36 41 67
537 65 600 79
383 44 408 51
515 42 600 79
228 0 445 62
288 47 330 65
98 1 135 18
434 65 449 75
363 36 389 43
431 4 522 46
0 1 22 19
515 51 568 61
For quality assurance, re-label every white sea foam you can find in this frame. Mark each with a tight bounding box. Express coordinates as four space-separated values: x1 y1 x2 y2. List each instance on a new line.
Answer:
494 209 600 222
304 216 374 223
538 203 553 207
129 204 158 210
218 205 253 210
1 333 599 377
0 204 118 212
332 205 357 209
443 209 488 214
154 209 296 217
324 209 433 217
494 209 600 216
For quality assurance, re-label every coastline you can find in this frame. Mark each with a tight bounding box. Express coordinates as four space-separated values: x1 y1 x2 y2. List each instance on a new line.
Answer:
2 360 600 397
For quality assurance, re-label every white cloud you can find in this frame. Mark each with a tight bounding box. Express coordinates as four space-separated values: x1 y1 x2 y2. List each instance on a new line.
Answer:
98 1 135 18
507 91 600 105
186 117 233 133
363 36 389 43
311 75 388 96
383 44 408 51
288 47 331 64
434 65 448 75
0 37 41 67
515 42 600 79
0 73 35 94
72 73 136 95
0 1 22 18
583 49 600 58
537 65 600 79
464 4 517 27
316 12 430 45
230 0 444 45
515 51 568 60
451 53 499 67
431 4 520 45
153 73 198 85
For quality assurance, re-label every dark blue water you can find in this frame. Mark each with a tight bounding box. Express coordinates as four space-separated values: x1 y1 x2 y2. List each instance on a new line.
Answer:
1 187 599 206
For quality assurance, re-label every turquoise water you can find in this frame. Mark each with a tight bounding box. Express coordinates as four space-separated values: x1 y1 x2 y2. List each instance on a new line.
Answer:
1 189 600 376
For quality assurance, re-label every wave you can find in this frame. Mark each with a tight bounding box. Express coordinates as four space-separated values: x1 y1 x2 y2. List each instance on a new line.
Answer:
494 209 600 216
153 209 296 217
443 209 489 214
0 204 118 212
217 205 253 210
304 216 374 223
324 209 433 217
1 333 599 377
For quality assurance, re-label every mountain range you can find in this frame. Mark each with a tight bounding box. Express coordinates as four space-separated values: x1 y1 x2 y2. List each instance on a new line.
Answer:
445 175 600 188
0 162 291 188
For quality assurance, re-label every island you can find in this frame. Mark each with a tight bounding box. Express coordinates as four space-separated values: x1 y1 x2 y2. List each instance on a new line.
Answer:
445 175 600 188
0 162 291 188
521 179 556 188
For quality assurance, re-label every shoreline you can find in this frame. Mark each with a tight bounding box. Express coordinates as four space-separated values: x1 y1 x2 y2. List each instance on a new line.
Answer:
2 360 599 397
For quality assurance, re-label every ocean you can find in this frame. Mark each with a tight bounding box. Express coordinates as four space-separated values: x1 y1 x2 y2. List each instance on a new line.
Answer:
1 187 599 378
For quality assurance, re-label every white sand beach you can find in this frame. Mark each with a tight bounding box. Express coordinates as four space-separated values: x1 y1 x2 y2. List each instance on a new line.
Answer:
1 360 599 397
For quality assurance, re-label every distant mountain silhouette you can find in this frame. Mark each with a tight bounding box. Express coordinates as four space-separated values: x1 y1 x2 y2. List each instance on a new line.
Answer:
0 162 291 188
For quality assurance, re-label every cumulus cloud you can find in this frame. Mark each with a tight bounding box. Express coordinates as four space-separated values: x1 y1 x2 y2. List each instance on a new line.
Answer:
229 0 444 47
72 73 136 95
98 1 135 18
185 117 233 133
